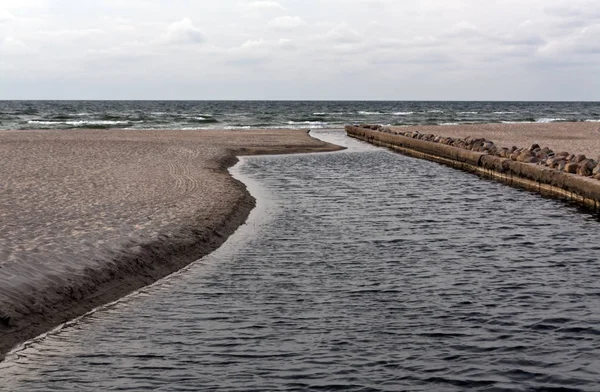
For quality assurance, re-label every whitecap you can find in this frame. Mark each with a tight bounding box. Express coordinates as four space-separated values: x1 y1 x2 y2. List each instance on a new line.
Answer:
287 121 328 126
536 118 567 123
393 112 414 116
27 120 59 125
28 120 130 125
284 124 325 129
68 120 129 125
494 111 516 114
358 111 381 115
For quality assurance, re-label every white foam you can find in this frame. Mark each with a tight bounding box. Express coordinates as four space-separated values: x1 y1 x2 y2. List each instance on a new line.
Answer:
536 118 566 123
494 111 516 114
428 110 444 113
440 122 459 126
585 119 600 122
285 124 325 129
459 112 478 115
358 111 381 115
27 120 59 125
28 120 131 125
287 121 328 126
313 112 350 116
393 112 413 116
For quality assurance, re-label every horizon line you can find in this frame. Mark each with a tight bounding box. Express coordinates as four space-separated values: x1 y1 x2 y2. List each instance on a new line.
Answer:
1 99 600 103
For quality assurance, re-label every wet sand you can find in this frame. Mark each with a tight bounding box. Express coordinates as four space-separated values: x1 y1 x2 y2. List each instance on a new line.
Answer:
392 122 600 158
0 128 343 360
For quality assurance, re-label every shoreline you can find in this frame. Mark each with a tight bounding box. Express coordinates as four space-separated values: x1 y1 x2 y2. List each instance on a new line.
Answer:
0 128 344 361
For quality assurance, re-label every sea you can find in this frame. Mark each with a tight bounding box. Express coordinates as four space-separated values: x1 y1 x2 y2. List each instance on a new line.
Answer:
0 100 600 130
2 130 600 391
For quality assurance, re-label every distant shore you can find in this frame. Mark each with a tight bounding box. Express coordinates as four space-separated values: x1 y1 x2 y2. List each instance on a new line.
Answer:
0 128 343 361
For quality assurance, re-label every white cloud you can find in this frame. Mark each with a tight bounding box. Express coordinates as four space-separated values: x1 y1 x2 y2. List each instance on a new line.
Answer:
162 18 204 44
268 16 305 30
244 1 284 10
538 24 600 57
0 9 16 23
0 36 31 55
40 29 105 39
240 39 267 49
277 38 295 49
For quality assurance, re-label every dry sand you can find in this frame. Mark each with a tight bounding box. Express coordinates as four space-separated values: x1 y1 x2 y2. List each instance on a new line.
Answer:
0 128 343 360
392 122 600 158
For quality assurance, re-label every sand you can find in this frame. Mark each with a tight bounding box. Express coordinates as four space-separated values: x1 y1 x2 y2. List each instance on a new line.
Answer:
392 122 600 158
0 128 343 360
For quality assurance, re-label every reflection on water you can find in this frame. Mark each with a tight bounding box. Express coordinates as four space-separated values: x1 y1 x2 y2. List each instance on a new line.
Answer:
2 130 600 391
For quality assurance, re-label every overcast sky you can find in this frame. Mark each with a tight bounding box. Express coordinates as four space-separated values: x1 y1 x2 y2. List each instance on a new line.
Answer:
1 0 599 100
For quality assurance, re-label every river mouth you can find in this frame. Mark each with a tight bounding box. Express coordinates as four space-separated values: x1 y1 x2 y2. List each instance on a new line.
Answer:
2 129 600 391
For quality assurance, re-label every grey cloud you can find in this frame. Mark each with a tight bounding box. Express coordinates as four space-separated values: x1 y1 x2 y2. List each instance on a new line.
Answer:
2 0 600 99
544 4 600 20
446 21 483 39
368 49 454 66
544 3 600 31
324 25 363 44
268 16 305 30
498 35 546 47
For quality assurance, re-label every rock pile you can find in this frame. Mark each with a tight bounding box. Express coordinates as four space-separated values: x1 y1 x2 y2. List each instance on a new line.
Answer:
357 124 600 180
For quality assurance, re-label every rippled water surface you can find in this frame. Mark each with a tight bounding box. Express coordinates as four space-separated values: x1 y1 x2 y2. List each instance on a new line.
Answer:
2 130 600 391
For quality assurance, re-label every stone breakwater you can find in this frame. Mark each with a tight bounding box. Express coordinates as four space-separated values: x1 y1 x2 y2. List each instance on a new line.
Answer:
346 124 600 210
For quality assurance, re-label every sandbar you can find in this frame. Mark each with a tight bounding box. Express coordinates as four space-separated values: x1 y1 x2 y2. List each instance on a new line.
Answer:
0 128 343 360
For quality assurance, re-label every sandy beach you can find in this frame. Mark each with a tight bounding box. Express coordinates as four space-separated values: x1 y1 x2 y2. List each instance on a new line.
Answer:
392 122 600 158
0 128 343 360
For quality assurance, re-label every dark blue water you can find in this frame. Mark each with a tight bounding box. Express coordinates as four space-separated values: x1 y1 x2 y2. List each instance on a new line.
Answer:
2 130 600 391
1 101 599 130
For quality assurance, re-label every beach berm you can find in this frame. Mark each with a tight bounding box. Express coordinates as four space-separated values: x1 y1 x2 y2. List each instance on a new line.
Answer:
0 128 343 360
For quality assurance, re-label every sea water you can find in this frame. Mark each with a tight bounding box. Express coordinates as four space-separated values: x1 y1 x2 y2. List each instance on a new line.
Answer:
1 100 599 130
